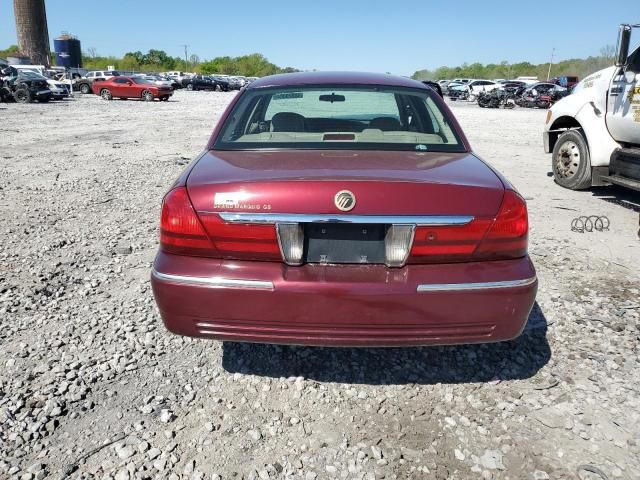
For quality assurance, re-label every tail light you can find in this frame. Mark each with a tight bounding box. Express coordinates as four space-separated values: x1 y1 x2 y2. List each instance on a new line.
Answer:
160 187 217 257
409 219 492 263
160 187 281 261
199 214 281 261
475 190 528 260
408 190 528 263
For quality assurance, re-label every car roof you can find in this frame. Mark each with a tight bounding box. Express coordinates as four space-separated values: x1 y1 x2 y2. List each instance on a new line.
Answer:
247 71 428 90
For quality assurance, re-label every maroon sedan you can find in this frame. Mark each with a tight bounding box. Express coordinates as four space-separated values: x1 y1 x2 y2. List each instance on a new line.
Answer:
91 76 173 101
151 72 537 347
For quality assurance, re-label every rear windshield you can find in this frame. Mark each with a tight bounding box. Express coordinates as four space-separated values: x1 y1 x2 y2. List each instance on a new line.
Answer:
214 85 465 152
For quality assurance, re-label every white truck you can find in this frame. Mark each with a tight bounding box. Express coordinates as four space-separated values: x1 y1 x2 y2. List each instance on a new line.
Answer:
544 24 640 191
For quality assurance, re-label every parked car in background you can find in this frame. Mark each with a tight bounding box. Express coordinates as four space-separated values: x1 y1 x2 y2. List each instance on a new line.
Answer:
151 71 537 347
498 80 527 93
163 71 189 88
515 76 539 85
134 74 174 89
514 83 568 108
41 74 70 99
210 75 230 91
525 82 566 95
465 80 499 101
227 76 243 90
76 70 121 94
181 74 216 91
0 68 52 103
437 79 452 93
445 78 472 97
160 75 181 90
92 76 173 101
551 76 579 89
2 66 69 100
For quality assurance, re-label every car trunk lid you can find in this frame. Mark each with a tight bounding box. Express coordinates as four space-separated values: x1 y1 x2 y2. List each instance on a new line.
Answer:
186 150 505 217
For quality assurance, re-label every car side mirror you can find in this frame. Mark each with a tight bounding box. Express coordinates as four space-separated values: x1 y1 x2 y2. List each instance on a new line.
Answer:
616 24 632 67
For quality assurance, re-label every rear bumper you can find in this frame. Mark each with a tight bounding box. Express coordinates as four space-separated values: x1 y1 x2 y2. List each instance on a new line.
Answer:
151 252 537 347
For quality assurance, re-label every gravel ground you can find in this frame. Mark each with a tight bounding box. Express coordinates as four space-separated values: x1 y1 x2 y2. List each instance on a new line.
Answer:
0 91 639 480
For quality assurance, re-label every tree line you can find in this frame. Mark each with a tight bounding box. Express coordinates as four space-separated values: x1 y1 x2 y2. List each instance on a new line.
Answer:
0 45 297 76
411 46 616 81
82 49 298 76
2 43 617 80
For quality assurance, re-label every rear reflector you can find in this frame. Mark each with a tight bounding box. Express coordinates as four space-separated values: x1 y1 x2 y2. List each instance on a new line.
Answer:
276 223 304 265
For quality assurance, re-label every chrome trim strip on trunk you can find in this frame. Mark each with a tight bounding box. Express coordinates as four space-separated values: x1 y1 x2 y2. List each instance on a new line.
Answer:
151 269 274 291
214 213 474 226
417 276 537 292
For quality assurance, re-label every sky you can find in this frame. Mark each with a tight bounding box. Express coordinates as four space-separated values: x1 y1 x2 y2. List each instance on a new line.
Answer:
1 0 638 76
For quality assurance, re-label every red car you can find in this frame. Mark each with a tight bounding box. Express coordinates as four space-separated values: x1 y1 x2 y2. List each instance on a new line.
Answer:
91 76 173 101
151 72 537 347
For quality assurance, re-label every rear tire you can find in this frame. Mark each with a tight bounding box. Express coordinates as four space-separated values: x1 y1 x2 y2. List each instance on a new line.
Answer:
100 89 113 100
552 130 592 190
80 83 91 94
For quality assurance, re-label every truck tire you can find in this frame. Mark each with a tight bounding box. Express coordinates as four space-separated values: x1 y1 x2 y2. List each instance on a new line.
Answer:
552 130 592 190
80 83 91 94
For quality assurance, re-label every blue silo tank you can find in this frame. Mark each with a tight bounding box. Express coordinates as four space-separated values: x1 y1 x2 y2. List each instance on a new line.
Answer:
54 33 82 68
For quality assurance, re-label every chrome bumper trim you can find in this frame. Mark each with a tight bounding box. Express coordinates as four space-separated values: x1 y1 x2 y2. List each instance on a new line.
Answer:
215 213 474 226
417 276 537 292
151 269 274 291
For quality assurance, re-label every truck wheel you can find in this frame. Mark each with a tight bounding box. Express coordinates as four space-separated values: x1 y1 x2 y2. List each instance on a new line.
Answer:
100 89 113 101
80 83 91 94
552 130 592 190
13 88 32 103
